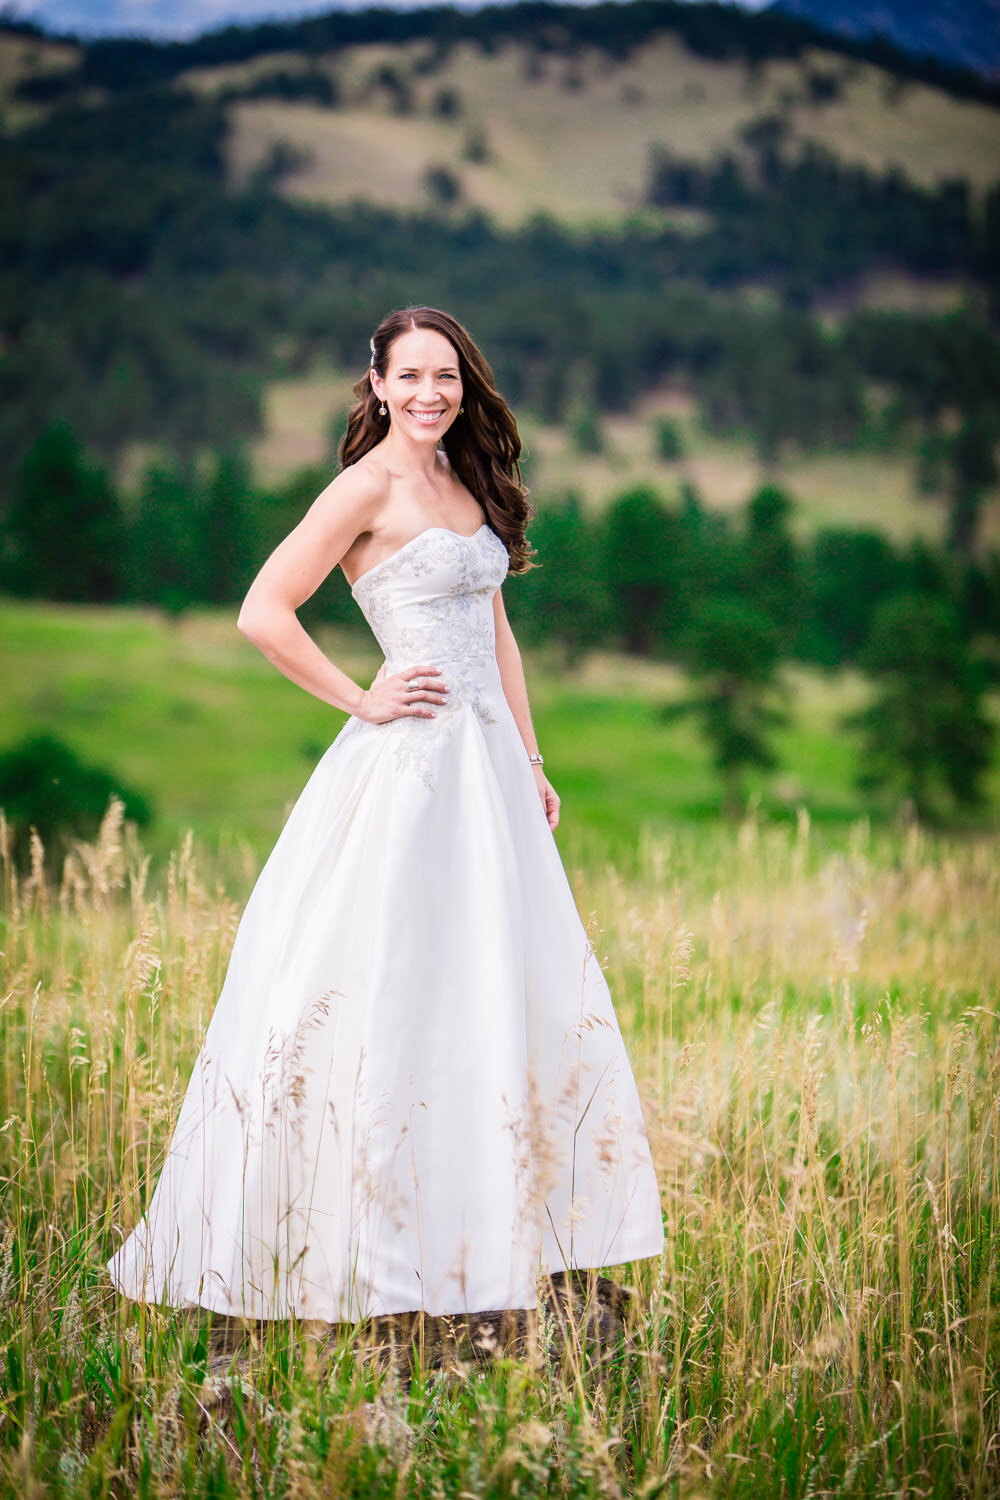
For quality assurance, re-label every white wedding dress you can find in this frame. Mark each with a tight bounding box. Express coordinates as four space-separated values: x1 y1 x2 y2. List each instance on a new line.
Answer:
109 524 664 1320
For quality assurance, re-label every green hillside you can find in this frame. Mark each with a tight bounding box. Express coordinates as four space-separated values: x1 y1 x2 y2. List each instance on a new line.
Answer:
1 3 998 679
208 35 1000 225
1 2 998 498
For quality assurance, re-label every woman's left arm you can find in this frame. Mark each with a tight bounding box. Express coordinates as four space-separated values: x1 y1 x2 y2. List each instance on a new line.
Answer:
493 590 560 831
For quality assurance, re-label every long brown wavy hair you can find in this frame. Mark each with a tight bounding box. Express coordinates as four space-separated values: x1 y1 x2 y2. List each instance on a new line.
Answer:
339 306 533 573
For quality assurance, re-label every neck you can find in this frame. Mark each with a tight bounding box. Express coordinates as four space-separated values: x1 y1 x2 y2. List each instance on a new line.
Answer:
378 427 445 477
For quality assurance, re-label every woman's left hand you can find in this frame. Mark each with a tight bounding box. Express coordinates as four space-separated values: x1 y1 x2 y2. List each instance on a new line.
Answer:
534 765 560 831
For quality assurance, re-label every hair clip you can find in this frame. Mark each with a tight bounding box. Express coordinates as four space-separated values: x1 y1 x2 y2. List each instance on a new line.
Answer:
369 337 376 366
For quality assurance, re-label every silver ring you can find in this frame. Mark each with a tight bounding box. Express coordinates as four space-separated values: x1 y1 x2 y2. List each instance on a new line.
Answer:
407 678 421 690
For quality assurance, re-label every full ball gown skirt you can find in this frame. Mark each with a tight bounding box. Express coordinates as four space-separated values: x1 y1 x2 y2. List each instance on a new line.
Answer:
108 525 664 1320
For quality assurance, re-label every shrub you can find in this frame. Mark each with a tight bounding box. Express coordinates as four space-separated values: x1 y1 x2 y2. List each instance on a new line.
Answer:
653 417 684 462
0 734 152 869
462 127 491 163
432 86 462 118
423 164 461 207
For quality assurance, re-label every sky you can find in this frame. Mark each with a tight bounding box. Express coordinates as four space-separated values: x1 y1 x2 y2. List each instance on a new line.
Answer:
4 0 770 43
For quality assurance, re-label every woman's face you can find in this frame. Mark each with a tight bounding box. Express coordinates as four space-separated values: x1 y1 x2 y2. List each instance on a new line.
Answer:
372 327 463 444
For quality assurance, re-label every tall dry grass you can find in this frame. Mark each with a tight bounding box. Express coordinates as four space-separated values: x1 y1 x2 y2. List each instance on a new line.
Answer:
0 801 997 1497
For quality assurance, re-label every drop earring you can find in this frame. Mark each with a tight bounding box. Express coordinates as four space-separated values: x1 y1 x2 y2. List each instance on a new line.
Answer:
459 405 465 414
379 402 387 417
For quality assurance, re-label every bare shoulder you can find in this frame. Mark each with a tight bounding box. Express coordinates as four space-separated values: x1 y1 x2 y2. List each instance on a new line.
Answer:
306 457 390 538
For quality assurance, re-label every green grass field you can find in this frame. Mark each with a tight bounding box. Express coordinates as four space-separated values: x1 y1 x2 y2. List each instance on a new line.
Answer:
4 599 984 873
1 599 998 1496
0 800 996 1497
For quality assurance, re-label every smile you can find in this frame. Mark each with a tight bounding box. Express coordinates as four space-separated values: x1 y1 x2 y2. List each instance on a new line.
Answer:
406 408 446 424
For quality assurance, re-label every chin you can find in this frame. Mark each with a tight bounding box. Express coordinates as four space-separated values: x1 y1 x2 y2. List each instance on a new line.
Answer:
403 415 458 442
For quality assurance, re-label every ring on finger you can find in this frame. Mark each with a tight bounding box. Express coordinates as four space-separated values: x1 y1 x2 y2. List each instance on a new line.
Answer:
407 677 421 690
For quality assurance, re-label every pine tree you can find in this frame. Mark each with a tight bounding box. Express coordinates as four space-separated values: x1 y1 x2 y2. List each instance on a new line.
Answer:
672 597 785 818
128 459 207 611
743 483 805 652
602 487 679 655
204 451 257 604
508 496 610 666
947 412 998 555
852 592 994 819
3 424 127 602
808 528 903 665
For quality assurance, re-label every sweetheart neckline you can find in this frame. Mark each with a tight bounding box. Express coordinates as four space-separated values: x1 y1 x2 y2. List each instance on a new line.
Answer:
348 524 489 593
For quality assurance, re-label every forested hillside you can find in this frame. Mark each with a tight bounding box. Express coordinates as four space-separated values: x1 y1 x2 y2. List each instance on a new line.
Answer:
2 2 998 472
1 1 999 761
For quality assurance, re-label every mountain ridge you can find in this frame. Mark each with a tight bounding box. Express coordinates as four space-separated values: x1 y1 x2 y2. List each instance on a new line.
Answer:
773 0 1000 82
5 0 1000 106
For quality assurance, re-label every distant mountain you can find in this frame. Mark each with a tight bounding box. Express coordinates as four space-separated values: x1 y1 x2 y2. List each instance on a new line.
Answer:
1 0 342 41
773 0 1000 80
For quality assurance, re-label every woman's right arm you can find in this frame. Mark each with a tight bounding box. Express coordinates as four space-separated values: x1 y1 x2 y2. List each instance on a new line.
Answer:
237 468 445 723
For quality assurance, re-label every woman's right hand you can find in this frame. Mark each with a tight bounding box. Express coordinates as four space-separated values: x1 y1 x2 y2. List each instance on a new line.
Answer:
356 664 448 723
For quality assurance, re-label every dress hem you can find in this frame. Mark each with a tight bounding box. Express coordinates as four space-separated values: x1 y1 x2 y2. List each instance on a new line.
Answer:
107 1233 666 1323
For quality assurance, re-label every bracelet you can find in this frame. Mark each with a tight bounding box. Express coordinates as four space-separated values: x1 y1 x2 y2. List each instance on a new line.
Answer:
528 752 544 767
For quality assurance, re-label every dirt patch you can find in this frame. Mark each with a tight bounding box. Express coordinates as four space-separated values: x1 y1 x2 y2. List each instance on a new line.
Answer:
202 1269 635 1383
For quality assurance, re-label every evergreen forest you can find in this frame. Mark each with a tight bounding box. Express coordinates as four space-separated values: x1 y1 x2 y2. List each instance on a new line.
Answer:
1 0 999 824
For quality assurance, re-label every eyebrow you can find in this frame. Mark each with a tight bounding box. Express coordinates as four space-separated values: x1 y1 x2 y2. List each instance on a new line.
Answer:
395 365 460 374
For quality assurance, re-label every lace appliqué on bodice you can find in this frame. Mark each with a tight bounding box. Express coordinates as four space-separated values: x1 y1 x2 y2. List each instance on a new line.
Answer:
350 526 510 790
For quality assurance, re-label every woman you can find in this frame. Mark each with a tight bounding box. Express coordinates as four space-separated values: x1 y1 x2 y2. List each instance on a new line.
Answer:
109 307 663 1321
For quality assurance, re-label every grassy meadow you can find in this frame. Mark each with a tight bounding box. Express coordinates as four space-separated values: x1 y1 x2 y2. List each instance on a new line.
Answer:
1 791 997 1497
200 37 1000 224
1 599 999 1496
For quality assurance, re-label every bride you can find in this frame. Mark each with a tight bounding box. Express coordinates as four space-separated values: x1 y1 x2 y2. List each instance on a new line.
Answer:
109 307 664 1321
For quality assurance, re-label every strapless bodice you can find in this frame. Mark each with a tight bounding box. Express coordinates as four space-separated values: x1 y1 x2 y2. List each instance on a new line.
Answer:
345 525 511 787
350 524 509 690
